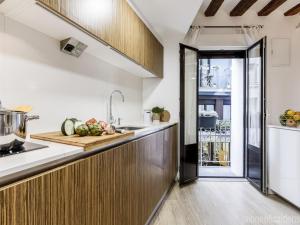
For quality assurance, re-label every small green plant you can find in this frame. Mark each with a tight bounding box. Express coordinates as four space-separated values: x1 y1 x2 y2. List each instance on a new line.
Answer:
152 106 164 114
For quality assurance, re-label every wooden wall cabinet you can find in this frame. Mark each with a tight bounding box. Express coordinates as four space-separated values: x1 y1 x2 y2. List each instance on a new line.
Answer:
37 0 163 78
0 125 177 225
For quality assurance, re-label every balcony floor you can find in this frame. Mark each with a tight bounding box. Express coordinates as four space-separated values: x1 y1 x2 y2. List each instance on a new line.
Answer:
198 166 240 177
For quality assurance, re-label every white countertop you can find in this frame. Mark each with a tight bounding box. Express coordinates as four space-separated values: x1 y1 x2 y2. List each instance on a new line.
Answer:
268 125 300 132
120 121 178 134
0 139 84 178
0 121 177 179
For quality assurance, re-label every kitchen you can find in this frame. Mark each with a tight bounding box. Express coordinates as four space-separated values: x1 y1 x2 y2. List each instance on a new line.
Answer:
0 0 300 225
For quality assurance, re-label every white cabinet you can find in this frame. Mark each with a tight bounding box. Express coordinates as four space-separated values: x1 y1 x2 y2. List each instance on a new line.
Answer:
268 126 300 207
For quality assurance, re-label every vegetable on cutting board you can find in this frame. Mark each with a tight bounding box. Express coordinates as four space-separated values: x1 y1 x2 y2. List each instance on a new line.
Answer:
88 124 104 136
61 118 116 137
86 118 98 125
75 124 90 137
61 119 75 136
74 120 85 130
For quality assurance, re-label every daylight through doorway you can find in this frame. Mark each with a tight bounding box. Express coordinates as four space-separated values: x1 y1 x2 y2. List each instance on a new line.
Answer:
198 53 245 178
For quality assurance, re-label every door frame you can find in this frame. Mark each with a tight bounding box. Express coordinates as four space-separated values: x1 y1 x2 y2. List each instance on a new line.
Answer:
179 43 200 185
179 41 267 184
245 38 267 193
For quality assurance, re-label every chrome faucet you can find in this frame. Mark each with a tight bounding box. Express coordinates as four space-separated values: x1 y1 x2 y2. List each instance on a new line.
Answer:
109 90 125 125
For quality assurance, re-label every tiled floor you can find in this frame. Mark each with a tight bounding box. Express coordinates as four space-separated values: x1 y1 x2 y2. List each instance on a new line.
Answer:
151 180 300 225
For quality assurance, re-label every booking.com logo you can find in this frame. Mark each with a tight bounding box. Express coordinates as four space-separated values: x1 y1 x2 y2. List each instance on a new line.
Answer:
245 215 300 225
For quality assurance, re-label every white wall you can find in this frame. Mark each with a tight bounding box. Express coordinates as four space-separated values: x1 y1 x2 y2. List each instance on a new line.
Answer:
285 28 300 111
231 59 244 176
0 14 143 133
186 10 300 125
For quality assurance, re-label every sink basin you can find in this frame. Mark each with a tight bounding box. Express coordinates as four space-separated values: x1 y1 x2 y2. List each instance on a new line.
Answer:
117 126 145 131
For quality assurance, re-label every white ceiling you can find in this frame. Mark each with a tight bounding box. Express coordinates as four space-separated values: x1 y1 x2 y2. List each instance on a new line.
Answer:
200 0 300 16
129 0 204 42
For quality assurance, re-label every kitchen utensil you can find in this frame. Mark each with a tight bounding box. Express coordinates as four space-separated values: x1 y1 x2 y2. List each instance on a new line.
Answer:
0 101 39 151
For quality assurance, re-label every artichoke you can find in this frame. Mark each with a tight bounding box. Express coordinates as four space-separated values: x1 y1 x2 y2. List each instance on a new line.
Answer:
75 124 89 137
88 124 103 136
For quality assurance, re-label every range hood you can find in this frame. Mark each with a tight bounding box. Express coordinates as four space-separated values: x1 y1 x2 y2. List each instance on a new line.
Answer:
60 37 87 57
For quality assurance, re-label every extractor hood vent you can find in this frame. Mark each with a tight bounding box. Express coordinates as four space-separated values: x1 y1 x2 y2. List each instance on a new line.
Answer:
60 37 87 57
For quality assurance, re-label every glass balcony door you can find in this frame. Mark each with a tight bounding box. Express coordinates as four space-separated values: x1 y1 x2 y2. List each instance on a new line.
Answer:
179 44 199 184
246 38 267 193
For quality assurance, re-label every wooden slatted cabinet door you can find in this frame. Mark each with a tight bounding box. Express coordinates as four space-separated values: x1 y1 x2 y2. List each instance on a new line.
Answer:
0 150 115 225
163 125 178 187
114 141 140 225
171 125 178 180
143 27 154 73
153 39 164 78
37 0 60 11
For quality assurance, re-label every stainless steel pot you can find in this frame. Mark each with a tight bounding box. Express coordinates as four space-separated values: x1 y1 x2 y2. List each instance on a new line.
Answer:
0 102 39 151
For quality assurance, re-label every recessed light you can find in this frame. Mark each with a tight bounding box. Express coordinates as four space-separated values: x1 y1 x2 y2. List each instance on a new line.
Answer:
82 0 112 21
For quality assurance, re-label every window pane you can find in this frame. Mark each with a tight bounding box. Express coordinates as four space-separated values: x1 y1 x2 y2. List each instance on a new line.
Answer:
199 58 232 91
184 49 197 145
199 105 205 111
248 45 261 148
206 105 215 111
223 105 231 120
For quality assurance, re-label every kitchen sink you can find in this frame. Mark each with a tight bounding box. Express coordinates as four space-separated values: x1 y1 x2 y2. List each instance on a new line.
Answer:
117 126 145 131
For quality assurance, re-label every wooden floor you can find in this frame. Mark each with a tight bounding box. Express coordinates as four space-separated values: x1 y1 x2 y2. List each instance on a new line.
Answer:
151 179 300 225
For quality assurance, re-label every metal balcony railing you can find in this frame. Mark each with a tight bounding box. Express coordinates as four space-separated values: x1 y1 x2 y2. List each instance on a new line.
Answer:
199 123 231 167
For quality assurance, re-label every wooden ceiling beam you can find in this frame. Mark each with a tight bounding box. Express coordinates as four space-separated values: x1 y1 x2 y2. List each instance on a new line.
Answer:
284 3 300 16
258 0 287 16
230 0 258 16
205 0 224 17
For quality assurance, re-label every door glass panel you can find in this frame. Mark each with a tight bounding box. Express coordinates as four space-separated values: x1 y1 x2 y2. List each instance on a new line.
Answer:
248 45 261 148
184 49 197 145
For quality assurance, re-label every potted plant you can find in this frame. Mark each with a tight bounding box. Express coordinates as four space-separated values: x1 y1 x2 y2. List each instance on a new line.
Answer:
152 107 164 122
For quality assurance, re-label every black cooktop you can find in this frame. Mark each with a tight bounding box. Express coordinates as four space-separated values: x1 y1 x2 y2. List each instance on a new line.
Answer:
0 142 48 158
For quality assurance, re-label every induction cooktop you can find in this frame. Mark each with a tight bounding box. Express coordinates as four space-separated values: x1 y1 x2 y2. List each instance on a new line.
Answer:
0 142 48 158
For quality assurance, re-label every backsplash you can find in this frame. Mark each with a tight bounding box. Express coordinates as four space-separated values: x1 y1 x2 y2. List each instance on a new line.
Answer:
0 15 143 133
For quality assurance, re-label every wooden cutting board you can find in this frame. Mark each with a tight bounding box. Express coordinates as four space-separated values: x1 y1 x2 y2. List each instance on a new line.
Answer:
31 131 134 150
